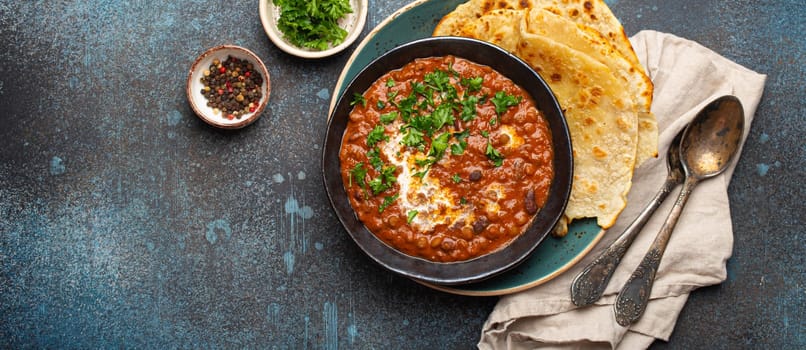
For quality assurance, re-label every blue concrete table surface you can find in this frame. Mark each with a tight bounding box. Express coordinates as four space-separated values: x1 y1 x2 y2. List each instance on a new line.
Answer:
1 0 802 348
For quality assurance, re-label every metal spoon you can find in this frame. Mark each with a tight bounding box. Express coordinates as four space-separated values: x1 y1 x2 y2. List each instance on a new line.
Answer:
570 129 686 307
614 95 745 326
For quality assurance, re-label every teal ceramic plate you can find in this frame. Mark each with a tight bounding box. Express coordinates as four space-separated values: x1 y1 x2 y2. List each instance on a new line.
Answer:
329 0 606 296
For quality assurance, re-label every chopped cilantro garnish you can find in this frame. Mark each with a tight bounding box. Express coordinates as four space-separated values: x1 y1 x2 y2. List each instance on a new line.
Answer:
380 111 398 124
491 91 521 115
367 148 383 170
386 78 396 87
401 127 425 149
376 100 386 110
430 104 455 131
485 142 504 167
349 162 367 189
460 95 480 121
450 142 466 156
273 0 353 51
424 69 452 92
450 130 469 155
350 93 366 107
428 132 451 160
367 125 388 147
407 210 418 223
411 81 427 96
396 94 418 122
460 197 467 205
413 132 451 176
461 76 483 92
452 174 462 183
481 130 490 138
379 194 399 213
369 165 397 194
409 113 435 136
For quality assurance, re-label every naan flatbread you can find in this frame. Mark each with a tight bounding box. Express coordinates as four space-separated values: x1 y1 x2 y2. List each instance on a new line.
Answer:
534 0 642 70
522 8 657 165
434 1 656 235
435 0 657 166
457 9 638 233
432 0 535 37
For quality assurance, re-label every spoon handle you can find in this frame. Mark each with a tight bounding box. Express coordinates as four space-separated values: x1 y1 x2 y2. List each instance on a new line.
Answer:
614 177 698 326
570 176 680 307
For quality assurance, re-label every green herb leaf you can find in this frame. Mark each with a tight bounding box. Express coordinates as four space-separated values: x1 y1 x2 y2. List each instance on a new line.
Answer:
411 81 427 96
349 162 367 188
401 127 424 149
461 76 483 92
450 130 469 155
485 142 504 167
407 210 418 223
376 100 386 110
367 148 383 170
452 174 462 183
379 194 399 213
367 125 388 147
431 104 455 131
274 0 353 50
450 142 466 156
369 165 397 194
396 94 418 122
491 91 521 115
460 95 480 122
380 111 398 125
429 132 451 160
386 78 396 88
350 93 366 107
424 69 452 92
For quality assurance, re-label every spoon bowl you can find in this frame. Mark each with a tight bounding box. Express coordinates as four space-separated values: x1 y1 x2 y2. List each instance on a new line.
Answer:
614 95 744 326
680 96 745 179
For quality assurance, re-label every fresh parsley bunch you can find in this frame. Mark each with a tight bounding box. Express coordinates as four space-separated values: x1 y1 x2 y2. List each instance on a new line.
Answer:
273 0 353 51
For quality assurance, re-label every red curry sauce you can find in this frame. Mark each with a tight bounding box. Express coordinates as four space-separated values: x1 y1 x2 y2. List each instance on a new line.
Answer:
339 56 554 262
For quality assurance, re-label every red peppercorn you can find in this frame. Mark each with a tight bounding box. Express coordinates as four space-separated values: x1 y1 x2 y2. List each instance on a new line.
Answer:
244 71 251 77
227 114 234 120
217 89 224 95
249 106 257 113
219 66 226 73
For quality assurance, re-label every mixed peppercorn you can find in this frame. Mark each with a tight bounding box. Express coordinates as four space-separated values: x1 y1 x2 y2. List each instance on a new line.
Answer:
199 55 264 120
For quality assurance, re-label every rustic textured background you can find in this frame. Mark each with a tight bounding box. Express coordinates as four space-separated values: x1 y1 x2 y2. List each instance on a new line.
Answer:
1 0 803 348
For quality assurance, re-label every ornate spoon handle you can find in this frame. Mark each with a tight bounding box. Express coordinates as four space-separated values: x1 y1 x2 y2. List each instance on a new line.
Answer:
570 176 680 307
614 177 698 326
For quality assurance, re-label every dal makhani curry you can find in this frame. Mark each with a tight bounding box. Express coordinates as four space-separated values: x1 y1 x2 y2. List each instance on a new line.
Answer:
339 56 555 262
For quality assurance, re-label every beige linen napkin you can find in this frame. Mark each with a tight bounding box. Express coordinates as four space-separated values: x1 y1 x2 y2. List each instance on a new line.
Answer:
478 30 767 349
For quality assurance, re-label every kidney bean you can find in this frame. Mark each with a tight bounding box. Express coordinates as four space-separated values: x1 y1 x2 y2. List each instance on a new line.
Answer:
524 189 538 214
473 215 489 233
469 170 483 182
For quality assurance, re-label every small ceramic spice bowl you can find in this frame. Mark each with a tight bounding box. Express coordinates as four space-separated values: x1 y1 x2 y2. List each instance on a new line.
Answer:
259 0 368 59
187 45 271 129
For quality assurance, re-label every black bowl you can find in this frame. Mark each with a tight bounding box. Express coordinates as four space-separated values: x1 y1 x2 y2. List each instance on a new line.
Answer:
322 37 573 285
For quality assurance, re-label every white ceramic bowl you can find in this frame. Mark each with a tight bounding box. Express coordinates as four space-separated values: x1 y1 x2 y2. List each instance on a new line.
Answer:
187 45 271 129
259 0 368 59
